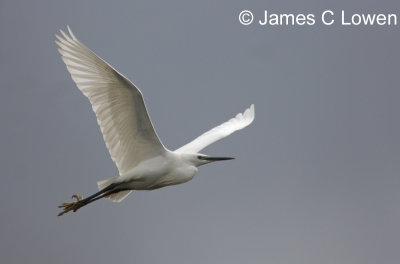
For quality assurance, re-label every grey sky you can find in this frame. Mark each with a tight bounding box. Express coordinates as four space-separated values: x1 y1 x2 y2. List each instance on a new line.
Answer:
1 0 400 263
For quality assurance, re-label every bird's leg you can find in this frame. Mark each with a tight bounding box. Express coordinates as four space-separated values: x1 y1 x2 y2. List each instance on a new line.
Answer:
78 182 119 204
74 188 131 208
57 183 126 216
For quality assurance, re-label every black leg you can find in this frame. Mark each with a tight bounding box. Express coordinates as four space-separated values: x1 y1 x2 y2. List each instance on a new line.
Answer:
76 182 119 205
58 183 126 216
73 188 131 211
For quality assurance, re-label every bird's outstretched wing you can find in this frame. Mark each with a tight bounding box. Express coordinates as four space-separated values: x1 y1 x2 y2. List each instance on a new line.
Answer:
56 26 166 175
176 104 255 153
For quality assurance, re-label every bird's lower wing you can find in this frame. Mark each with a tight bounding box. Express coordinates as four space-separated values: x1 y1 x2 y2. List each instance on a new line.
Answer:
56 27 166 175
176 104 255 153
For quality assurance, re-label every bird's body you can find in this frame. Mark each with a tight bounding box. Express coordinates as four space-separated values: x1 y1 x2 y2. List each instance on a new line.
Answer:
115 152 198 190
56 26 254 216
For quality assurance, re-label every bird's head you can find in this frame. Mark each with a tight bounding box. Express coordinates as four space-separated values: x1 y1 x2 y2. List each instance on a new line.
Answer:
183 153 235 167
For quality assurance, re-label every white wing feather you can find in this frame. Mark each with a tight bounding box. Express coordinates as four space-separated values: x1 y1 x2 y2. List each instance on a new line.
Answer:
176 104 255 153
56 26 166 175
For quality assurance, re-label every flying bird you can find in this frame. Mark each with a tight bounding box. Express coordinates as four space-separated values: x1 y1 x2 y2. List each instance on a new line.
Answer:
56 26 255 216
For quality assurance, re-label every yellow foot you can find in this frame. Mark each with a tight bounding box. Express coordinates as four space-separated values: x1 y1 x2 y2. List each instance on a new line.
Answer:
58 194 84 216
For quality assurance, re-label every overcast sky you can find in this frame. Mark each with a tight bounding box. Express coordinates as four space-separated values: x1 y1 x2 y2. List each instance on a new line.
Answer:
1 0 400 263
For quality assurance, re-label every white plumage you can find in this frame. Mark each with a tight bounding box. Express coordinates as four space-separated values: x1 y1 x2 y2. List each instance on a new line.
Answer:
176 105 255 153
56 27 254 215
56 27 165 175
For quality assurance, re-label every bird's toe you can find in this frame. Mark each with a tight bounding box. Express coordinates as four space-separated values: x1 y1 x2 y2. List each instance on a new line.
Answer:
71 194 83 201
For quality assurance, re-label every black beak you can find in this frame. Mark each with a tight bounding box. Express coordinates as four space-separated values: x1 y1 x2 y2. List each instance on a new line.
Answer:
201 156 235 161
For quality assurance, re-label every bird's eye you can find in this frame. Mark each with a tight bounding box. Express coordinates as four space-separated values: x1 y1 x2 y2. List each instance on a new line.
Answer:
197 156 203 160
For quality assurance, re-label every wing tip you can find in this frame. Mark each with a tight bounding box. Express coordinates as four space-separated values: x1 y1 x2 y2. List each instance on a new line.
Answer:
56 26 78 43
244 104 255 124
67 25 78 40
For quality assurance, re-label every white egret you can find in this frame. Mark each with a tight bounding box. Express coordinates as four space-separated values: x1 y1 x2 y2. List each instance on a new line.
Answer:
56 26 255 216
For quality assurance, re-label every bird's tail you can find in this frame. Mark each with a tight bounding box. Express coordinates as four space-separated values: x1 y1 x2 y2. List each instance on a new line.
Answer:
97 177 132 203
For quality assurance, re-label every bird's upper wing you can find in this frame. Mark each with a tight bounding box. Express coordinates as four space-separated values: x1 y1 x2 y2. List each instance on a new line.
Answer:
176 104 254 153
56 26 166 175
